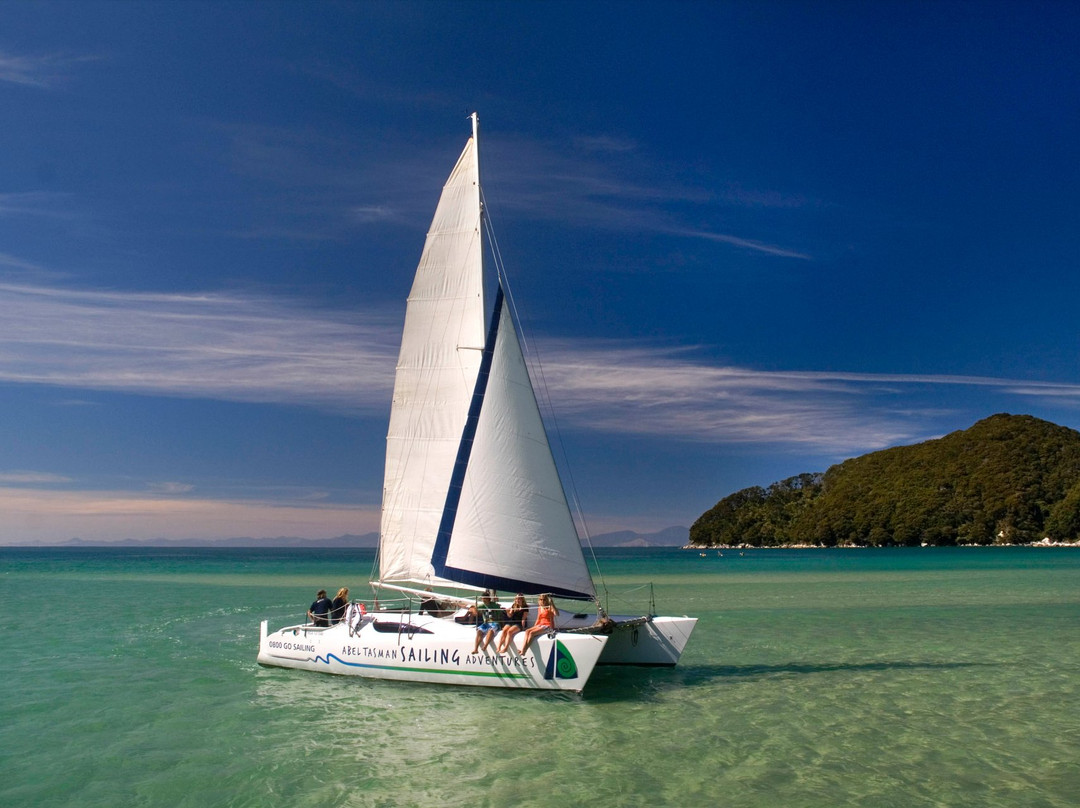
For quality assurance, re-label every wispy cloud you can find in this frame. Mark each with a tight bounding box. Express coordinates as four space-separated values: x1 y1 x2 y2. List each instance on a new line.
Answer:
206 120 439 241
0 192 78 219
484 134 811 259
715 184 812 210
3 280 1073 456
0 252 44 271
350 205 398 224
573 134 639 154
204 119 812 256
0 470 73 485
1003 383 1080 400
669 228 812 260
0 485 379 543
147 481 196 495
531 342 1080 454
0 282 400 412
0 50 98 88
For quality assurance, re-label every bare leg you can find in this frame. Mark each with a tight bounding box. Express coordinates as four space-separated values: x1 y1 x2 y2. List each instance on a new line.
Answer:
517 627 538 653
499 627 517 653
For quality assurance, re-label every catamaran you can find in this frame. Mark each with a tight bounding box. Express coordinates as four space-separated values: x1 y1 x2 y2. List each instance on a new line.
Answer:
258 115 696 692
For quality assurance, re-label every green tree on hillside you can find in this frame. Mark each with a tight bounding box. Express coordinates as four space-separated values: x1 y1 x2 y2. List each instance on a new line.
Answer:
690 414 1080 547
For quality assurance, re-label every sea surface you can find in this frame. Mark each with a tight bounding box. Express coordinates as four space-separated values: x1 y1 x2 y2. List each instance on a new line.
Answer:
2 546 1078 807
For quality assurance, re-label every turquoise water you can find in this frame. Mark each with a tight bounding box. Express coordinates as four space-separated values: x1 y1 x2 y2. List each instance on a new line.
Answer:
2 547 1079 807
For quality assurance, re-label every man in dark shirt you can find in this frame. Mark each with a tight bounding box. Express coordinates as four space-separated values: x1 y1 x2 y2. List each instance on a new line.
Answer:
308 589 332 626
420 588 448 617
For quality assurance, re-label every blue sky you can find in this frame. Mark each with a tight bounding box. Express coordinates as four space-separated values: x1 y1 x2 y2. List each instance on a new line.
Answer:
2 0 1079 544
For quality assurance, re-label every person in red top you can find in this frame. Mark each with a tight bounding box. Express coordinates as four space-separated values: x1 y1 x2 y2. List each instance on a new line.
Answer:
517 593 558 652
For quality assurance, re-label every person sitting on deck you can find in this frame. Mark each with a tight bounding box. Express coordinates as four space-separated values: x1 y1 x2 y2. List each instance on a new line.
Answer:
330 587 349 624
517 593 558 652
420 587 449 617
496 593 529 654
308 589 332 626
470 590 503 654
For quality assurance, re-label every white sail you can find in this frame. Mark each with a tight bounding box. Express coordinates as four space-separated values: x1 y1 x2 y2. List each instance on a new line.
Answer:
379 135 484 585
258 117 695 691
379 122 595 600
434 292 596 599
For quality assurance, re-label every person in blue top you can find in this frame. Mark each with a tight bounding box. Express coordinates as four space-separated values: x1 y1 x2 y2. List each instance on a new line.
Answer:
470 590 504 654
308 589 332 626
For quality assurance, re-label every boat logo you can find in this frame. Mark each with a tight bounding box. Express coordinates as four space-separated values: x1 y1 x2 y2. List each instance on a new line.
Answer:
543 639 578 680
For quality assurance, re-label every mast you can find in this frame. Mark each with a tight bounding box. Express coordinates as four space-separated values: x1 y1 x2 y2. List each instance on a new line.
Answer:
471 112 483 258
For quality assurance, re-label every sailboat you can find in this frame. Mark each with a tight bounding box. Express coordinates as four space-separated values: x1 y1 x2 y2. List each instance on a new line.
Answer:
257 115 696 692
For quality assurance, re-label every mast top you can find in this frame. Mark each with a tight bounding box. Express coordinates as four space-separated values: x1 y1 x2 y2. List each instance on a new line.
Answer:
469 112 478 141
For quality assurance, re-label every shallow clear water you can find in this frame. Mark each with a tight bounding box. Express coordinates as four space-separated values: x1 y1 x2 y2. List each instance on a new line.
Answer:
2 547 1078 807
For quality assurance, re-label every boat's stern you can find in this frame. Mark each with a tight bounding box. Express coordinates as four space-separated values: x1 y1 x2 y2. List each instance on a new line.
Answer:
597 615 698 667
256 619 271 666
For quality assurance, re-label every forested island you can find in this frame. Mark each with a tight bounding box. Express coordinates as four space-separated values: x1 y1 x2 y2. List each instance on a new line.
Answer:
690 414 1080 547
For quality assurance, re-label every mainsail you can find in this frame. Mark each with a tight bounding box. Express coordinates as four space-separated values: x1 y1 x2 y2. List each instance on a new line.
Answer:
378 120 595 600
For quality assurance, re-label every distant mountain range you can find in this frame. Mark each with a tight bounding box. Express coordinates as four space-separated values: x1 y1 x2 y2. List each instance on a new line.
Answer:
48 533 382 548
30 526 689 549
585 526 689 547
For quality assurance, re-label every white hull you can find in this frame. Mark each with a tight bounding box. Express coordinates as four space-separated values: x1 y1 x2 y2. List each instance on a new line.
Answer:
597 615 698 667
257 608 608 693
547 611 698 666
258 605 696 692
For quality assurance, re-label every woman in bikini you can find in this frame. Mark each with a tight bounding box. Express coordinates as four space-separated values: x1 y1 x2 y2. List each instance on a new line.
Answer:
497 593 529 654
517 593 558 652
